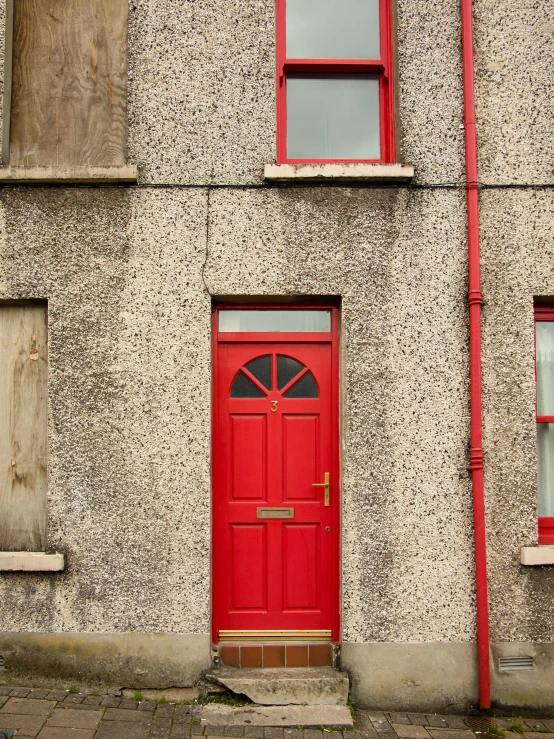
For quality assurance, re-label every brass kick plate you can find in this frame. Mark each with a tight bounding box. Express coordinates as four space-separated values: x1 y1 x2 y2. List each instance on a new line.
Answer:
257 507 294 519
219 630 332 642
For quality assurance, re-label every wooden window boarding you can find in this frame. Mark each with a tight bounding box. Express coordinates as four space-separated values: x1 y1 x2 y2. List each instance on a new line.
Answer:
0 302 48 551
3 0 128 167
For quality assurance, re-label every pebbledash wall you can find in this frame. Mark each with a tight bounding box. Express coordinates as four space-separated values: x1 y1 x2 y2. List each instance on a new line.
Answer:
0 0 553 713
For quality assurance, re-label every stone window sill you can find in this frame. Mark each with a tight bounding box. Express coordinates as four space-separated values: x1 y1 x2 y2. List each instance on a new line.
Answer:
520 546 554 566
264 163 414 183
0 551 65 571
0 165 138 184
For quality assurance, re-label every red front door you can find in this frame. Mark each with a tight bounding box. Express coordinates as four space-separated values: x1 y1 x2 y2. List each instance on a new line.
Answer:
212 307 340 642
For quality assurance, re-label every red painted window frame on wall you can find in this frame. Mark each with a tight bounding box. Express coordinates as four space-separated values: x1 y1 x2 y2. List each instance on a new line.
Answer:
276 0 396 164
535 304 554 544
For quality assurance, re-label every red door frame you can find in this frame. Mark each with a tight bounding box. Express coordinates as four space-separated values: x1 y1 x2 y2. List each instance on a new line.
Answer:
211 303 341 644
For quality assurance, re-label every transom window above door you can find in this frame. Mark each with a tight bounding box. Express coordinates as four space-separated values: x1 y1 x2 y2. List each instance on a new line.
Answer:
231 354 319 398
218 309 331 333
276 0 395 164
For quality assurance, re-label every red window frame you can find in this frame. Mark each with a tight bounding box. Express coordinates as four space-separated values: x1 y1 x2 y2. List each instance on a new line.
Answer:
276 0 396 164
535 305 554 544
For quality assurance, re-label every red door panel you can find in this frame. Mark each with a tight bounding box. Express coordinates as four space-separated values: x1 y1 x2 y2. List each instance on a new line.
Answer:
231 524 267 609
231 415 267 499
282 415 319 500
283 524 319 610
213 313 339 642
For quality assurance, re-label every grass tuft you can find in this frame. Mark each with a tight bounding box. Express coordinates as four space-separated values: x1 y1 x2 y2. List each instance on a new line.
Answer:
156 696 169 705
67 686 78 694
506 720 525 735
133 691 144 702
489 726 506 738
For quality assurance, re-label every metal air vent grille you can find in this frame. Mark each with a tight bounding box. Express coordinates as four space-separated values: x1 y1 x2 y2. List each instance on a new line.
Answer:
498 656 534 671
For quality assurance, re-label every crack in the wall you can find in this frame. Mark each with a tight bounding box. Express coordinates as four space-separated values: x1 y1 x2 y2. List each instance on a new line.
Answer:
201 187 213 297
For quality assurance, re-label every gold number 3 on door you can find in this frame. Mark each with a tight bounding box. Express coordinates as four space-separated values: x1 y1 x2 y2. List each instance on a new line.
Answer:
271 400 278 412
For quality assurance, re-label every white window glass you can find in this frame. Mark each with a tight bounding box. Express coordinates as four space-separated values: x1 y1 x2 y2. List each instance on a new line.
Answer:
286 0 380 60
287 75 380 160
219 310 331 332
537 424 554 516
536 322 554 415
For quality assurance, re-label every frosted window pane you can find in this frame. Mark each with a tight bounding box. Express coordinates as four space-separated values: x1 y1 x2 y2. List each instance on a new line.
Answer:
219 310 331 332
537 424 554 516
536 322 554 415
286 0 380 59
287 75 380 160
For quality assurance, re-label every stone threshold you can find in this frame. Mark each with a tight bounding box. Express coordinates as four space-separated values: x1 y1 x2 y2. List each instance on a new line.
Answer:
0 165 138 184
0 551 64 571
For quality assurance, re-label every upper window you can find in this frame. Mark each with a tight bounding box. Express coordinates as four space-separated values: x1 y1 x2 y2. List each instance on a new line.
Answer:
276 0 395 164
534 305 554 544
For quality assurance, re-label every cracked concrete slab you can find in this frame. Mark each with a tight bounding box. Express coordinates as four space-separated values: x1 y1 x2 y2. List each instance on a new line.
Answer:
201 704 353 728
205 668 349 706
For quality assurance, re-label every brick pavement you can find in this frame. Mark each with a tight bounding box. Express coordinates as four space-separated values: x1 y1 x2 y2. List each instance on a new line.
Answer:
1 686 554 739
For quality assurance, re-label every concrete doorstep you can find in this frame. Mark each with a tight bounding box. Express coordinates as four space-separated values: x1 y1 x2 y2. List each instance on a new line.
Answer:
201 704 354 728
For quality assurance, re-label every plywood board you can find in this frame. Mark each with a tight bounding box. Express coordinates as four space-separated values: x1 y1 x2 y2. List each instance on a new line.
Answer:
0 303 47 551
10 0 127 166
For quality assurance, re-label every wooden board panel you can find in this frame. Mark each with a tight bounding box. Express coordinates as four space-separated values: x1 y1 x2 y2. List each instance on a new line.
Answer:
10 0 127 166
0 303 47 550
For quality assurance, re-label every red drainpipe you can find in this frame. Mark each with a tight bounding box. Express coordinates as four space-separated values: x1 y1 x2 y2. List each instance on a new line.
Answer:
461 0 491 711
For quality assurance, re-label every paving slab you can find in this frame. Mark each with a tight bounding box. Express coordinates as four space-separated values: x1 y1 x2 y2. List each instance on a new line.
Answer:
0 712 47 735
425 718 449 729
62 695 86 705
392 724 431 739
202 705 353 728
46 707 103 728
10 688 31 697
390 715 411 726
27 690 52 700
408 717 430 728
0 697 56 715
82 696 104 706
100 697 122 708
283 730 303 739
427 731 475 739
103 707 152 722
94 720 151 739
37 728 95 739
47 691 71 701
443 719 468 730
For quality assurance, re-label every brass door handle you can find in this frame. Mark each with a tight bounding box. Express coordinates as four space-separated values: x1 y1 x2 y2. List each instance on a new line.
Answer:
312 472 330 507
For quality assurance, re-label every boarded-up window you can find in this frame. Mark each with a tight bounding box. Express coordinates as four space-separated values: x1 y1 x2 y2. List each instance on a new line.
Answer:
8 0 128 167
0 303 47 551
